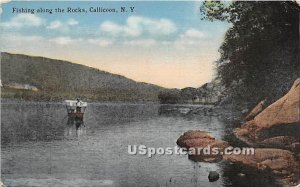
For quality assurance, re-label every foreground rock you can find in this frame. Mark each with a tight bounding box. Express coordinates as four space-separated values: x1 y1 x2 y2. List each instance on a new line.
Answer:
235 78 300 149
178 78 300 185
177 130 229 149
232 78 300 185
224 148 299 186
208 171 220 182
177 130 300 186
176 130 229 162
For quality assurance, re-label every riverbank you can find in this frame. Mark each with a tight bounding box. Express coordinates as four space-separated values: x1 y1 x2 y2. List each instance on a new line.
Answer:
177 78 300 186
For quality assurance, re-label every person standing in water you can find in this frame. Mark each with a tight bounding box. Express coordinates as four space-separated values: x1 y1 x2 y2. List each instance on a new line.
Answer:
76 98 81 112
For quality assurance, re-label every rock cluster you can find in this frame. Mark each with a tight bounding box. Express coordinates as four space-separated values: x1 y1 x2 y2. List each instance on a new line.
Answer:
177 78 300 186
233 78 300 186
235 78 300 151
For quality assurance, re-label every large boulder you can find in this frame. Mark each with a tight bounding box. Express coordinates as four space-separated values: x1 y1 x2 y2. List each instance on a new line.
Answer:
231 78 300 186
176 130 229 162
255 78 300 129
235 78 300 147
177 130 228 149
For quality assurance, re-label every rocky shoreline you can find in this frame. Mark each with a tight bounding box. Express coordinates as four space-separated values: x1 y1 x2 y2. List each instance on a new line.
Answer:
177 78 300 186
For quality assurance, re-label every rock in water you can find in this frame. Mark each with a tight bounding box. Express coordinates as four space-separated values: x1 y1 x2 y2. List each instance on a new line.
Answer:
176 130 229 162
208 171 219 182
176 130 229 150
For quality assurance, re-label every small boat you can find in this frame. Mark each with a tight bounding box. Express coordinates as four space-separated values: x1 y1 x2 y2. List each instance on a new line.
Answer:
64 99 87 119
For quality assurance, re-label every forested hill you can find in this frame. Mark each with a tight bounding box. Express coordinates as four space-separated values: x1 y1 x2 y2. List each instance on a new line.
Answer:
200 1 299 108
1 52 165 101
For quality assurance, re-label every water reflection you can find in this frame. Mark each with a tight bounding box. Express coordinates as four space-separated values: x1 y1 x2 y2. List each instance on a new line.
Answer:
1 101 282 187
65 117 86 138
1 102 67 145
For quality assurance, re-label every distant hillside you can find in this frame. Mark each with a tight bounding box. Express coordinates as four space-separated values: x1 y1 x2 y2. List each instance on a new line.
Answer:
1 52 165 102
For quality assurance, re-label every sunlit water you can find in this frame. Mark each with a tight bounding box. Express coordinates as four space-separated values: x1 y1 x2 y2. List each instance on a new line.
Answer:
1 101 279 187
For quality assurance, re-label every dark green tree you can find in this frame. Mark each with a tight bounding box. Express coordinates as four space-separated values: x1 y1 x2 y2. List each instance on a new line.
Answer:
200 1 299 106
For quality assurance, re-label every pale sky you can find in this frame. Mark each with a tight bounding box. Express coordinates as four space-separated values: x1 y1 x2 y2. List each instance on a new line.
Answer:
0 1 230 88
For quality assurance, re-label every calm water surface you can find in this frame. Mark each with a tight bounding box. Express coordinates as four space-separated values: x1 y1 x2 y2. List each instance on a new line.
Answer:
1 101 279 187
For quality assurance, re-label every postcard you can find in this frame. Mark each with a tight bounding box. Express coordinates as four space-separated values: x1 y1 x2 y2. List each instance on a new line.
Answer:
0 1 299 187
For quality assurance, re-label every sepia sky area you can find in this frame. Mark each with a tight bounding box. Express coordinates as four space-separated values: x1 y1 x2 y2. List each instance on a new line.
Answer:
0 1 230 88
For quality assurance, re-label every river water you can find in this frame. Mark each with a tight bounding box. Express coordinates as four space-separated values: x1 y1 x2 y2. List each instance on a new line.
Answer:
1 101 279 187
